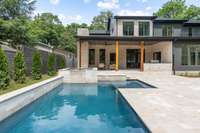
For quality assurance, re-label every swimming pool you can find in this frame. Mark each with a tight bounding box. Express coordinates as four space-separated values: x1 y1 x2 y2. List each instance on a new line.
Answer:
0 83 150 133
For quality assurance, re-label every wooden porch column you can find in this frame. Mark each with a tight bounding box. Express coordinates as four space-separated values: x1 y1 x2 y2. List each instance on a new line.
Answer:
140 41 144 72
79 41 81 69
115 41 119 71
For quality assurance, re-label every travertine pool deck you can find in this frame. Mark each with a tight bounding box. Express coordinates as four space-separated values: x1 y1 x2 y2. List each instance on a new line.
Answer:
99 71 200 133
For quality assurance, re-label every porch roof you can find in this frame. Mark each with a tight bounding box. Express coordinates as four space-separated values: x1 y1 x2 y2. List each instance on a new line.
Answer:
76 35 200 42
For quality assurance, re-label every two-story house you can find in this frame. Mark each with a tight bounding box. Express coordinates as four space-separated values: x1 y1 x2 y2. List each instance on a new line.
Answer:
76 16 200 74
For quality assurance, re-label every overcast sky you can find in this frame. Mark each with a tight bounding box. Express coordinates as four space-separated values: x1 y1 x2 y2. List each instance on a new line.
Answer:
34 0 200 25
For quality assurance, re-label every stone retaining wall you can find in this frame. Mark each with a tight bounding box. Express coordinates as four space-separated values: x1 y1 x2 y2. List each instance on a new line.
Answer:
0 76 63 122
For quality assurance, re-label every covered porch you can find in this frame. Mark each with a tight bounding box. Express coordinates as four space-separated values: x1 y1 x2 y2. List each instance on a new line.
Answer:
77 38 173 72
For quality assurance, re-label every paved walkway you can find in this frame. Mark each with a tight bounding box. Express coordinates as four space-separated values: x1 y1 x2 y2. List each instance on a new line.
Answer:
99 71 200 133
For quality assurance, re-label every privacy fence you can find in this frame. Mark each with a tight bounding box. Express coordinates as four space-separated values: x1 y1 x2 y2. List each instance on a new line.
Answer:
1 44 76 76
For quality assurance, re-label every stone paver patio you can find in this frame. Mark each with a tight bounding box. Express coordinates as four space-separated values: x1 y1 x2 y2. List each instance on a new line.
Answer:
99 71 200 133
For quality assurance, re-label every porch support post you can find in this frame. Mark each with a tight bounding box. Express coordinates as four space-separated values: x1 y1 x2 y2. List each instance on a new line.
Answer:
79 40 82 69
140 41 144 72
77 40 81 69
115 40 119 71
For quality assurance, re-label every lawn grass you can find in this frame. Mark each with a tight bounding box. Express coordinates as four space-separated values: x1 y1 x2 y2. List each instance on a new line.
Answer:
0 75 54 95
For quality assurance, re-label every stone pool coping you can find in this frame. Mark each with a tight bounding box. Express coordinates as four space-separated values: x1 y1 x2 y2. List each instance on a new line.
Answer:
116 71 200 133
0 76 63 122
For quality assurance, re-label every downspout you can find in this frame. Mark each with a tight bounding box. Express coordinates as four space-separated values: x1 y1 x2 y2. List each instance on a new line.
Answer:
172 38 176 75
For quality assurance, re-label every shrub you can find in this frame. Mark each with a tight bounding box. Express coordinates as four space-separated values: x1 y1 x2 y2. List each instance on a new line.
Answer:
59 57 66 69
32 51 42 80
48 53 56 76
14 51 26 83
0 47 10 88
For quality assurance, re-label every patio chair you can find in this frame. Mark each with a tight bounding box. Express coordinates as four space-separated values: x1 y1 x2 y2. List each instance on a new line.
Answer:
98 63 105 70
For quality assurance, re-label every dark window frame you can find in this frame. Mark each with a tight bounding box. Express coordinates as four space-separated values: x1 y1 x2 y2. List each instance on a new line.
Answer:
99 49 106 64
188 27 193 37
123 21 134 36
89 49 95 65
153 52 161 63
162 25 172 37
110 53 116 65
139 21 150 36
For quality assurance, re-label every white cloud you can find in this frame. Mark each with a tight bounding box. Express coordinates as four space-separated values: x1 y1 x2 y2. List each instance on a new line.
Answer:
97 0 119 10
136 0 148 3
117 9 150 16
145 6 152 10
49 0 60 5
58 14 83 24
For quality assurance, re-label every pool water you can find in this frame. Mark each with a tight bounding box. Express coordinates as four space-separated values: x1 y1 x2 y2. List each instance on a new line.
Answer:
103 80 153 89
0 83 150 133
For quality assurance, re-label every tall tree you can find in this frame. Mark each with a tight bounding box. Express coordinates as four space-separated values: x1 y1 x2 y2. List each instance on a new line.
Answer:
14 51 26 83
90 11 113 30
62 23 88 52
0 47 10 88
0 0 36 20
154 0 186 19
0 18 33 48
29 13 64 47
154 0 200 20
184 5 200 20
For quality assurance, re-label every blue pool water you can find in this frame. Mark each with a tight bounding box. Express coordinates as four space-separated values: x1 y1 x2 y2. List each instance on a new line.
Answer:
0 83 150 133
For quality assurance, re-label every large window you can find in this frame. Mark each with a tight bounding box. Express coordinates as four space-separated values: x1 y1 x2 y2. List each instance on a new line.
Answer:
139 22 150 36
123 22 134 36
162 25 172 37
153 52 161 63
89 49 95 65
181 46 200 66
99 49 106 64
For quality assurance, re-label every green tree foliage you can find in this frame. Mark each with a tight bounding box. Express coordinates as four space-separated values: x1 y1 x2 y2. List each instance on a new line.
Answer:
0 47 10 88
154 0 186 19
0 0 36 20
59 57 66 69
62 23 88 52
14 51 26 83
90 11 113 30
32 51 42 80
185 5 200 20
48 53 56 76
0 18 34 48
28 13 64 48
154 0 200 20
0 0 36 48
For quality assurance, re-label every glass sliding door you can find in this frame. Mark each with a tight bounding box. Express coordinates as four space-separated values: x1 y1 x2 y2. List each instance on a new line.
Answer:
126 49 141 69
181 45 200 66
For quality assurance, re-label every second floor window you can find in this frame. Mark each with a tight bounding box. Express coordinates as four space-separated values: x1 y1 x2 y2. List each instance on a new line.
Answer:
123 22 134 36
139 22 150 36
162 25 172 37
